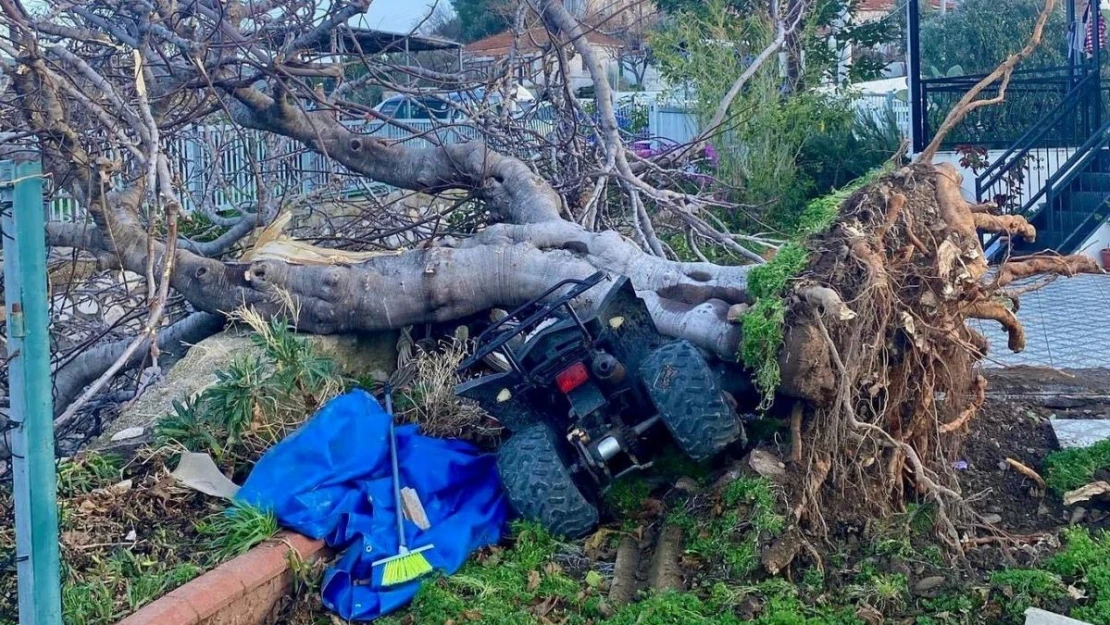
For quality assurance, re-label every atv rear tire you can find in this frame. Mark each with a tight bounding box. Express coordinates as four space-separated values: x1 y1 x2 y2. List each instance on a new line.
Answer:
497 425 599 538
640 339 744 461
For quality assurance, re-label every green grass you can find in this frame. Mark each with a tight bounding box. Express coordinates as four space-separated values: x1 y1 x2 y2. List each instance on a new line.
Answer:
61 550 203 625
989 569 1067 619
195 502 279 562
57 452 122 497
1043 439 1110 495
670 477 785 578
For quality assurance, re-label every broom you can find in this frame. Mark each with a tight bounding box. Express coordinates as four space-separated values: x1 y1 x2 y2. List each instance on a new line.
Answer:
372 386 435 586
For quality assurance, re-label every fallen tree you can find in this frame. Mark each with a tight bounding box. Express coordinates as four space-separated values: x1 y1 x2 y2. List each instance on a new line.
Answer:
0 0 1098 543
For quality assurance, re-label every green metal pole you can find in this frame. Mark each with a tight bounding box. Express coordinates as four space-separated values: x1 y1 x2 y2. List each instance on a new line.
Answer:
2 159 63 625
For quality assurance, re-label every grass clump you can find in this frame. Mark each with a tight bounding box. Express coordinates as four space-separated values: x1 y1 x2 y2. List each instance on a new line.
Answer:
57 452 121 497
671 477 785 578
739 169 881 405
378 521 592 625
1043 439 1110 495
989 569 1067 619
196 502 279 562
61 550 203 625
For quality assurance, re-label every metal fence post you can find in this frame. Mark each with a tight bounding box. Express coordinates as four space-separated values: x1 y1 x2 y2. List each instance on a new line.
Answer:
1 159 63 625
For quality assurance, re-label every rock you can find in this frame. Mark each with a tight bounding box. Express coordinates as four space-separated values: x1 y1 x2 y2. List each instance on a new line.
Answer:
75 298 99 316
1024 607 1094 625
1070 507 1088 525
913 576 946 595
120 270 143 284
998 460 1010 471
748 449 787 483
1051 419 1110 449
124 529 137 542
110 427 145 442
988 505 1003 514
982 513 1003 525
103 305 126 326
674 477 700 493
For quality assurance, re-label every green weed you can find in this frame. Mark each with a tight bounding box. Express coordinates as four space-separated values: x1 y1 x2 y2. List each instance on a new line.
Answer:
62 579 116 625
196 502 279 562
61 549 203 625
57 452 122 497
847 572 908 611
155 315 342 465
990 569 1067 619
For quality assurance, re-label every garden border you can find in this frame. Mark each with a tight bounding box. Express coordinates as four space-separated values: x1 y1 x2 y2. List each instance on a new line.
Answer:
115 532 326 625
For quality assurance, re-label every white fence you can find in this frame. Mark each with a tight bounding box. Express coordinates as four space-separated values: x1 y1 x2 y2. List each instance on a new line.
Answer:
854 93 911 138
45 93 911 222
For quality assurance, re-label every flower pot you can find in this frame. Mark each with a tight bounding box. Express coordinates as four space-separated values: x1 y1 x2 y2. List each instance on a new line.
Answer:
1101 248 1110 271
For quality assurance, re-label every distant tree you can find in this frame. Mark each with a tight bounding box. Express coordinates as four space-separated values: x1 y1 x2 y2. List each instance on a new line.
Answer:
421 2 465 41
451 0 515 42
920 0 1068 75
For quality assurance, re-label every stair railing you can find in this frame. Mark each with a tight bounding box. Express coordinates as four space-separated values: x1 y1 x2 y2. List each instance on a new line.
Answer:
982 117 1110 255
975 70 1099 215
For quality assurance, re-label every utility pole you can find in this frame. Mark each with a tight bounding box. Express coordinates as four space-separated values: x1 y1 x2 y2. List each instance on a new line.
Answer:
2 159 63 625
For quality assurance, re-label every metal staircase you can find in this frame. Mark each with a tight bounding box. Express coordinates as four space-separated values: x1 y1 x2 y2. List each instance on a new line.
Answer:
975 67 1110 258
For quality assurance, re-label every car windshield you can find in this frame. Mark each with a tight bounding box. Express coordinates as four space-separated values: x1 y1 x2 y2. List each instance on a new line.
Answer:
410 97 451 120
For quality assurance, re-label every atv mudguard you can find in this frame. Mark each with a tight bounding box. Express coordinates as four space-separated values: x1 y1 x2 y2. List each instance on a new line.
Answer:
582 276 669 373
454 370 541 431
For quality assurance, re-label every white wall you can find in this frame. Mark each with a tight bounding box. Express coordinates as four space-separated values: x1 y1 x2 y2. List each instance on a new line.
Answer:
930 148 1078 207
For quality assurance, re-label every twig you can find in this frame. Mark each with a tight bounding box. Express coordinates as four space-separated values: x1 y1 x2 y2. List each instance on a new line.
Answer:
1005 458 1047 490
917 0 1057 163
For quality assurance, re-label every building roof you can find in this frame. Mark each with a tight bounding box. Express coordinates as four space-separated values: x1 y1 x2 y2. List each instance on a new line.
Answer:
463 27 623 58
295 27 461 55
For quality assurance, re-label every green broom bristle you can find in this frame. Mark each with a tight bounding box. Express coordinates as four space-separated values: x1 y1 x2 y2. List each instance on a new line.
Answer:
381 551 434 586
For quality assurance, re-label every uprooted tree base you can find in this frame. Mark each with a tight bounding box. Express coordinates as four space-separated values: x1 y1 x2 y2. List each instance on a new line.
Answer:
774 162 1099 549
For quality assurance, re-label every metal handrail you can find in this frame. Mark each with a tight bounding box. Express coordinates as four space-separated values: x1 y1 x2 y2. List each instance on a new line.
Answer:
976 72 1099 195
984 118 1110 254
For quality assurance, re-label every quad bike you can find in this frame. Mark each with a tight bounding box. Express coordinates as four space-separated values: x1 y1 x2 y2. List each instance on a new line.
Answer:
455 272 750 537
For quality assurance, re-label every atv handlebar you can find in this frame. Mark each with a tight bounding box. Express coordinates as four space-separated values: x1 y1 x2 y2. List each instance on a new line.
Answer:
459 271 609 372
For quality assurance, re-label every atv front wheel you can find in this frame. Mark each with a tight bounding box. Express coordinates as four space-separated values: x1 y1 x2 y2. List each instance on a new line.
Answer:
640 339 745 461
497 425 599 538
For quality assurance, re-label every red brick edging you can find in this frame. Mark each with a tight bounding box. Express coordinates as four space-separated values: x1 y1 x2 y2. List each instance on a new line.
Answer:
116 532 327 625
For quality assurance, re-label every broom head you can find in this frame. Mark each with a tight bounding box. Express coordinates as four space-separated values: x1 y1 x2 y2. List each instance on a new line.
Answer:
374 544 435 586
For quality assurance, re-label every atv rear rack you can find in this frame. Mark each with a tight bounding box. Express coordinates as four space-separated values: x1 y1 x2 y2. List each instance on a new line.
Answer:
459 271 609 373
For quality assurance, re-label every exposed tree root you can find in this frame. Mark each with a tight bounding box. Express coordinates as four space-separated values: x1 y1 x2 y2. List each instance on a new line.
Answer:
778 163 1099 547
996 255 1102 287
973 213 1038 240
964 301 1025 352
939 375 987 434
1006 458 1047 490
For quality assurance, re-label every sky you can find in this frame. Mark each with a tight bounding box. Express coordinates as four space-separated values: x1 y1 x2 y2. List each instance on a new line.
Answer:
354 0 452 34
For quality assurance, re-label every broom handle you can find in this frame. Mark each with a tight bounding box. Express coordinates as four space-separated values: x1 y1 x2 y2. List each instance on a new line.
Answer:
384 387 407 552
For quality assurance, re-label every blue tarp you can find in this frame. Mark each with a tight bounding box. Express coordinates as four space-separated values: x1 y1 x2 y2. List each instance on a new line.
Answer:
236 390 508 621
